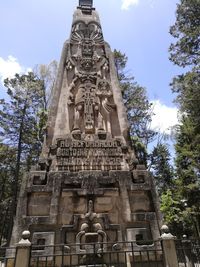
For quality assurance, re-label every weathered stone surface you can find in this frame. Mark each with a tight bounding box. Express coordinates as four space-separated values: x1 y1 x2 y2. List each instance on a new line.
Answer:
31 232 55 260
10 1 162 263
27 192 51 216
129 191 154 212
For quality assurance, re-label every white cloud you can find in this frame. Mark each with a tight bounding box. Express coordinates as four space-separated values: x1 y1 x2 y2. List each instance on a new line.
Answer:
0 55 31 85
121 0 139 10
121 0 158 10
150 100 178 135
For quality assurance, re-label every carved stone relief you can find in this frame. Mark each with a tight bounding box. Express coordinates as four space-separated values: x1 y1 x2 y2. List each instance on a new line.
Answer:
71 22 104 45
10 4 162 258
65 18 118 139
51 137 132 171
76 200 107 255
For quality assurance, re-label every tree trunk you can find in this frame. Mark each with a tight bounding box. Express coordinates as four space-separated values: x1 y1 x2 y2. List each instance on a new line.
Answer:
7 103 27 245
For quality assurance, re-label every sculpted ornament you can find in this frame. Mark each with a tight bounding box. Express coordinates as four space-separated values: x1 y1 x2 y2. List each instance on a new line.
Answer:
71 22 104 44
101 60 109 79
66 16 114 139
69 21 106 74
66 59 74 71
76 200 107 255
73 79 99 134
97 79 116 114
97 80 112 97
68 77 116 138
71 41 102 72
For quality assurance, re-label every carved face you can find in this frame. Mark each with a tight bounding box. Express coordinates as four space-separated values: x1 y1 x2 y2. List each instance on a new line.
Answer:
82 41 93 57
84 80 94 90
81 58 94 71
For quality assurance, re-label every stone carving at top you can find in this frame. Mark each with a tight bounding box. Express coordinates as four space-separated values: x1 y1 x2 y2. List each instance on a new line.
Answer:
69 21 106 75
71 22 104 45
65 16 118 138
45 3 138 172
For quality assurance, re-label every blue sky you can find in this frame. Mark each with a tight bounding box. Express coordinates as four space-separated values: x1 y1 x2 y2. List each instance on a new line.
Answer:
0 0 181 134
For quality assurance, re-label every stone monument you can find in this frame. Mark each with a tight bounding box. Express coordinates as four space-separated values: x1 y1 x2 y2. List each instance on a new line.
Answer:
11 0 161 262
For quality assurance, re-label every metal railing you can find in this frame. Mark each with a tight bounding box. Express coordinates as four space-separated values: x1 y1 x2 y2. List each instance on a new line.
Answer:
0 246 16 267
175 239 200 267
29 240 164 267
2 232 200 267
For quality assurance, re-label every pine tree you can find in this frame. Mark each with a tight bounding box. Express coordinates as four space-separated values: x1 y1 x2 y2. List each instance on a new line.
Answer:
174 117 200 237
169 0 200 67
113 50 156 164
169 0 200 237
0 144 16 244
150 143 174 196
0 72 46 244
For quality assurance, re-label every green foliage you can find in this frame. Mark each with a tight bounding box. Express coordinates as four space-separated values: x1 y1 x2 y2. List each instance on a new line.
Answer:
169 0 200 67
160 189 180 226
113 50 128 83
0 72 48 244
0 61 57 244
113 49 156 164
160 185 200 237
174 118 200 236
1 72 46 166
150 143 174 195
131 136 148 166
168 0 200 237
175 117 200 184
171 67 200 122
160 188 191 237
0 144 16 244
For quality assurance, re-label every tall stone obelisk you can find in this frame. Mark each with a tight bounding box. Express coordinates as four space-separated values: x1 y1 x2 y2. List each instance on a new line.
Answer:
11 0 161 258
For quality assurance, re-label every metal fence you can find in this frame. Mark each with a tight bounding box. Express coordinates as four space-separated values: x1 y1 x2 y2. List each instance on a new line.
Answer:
175 239 200 267
2 236 200 267
29 240 164 267
0 246 16 267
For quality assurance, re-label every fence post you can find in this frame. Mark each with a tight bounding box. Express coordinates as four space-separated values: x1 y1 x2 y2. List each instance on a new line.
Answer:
160 225 179 267
14 231 31 267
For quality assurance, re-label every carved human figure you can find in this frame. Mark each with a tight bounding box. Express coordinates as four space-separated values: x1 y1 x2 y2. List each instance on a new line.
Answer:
71 78 116 136
72 79 100 134
96 80 115 133
84 200 97 221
